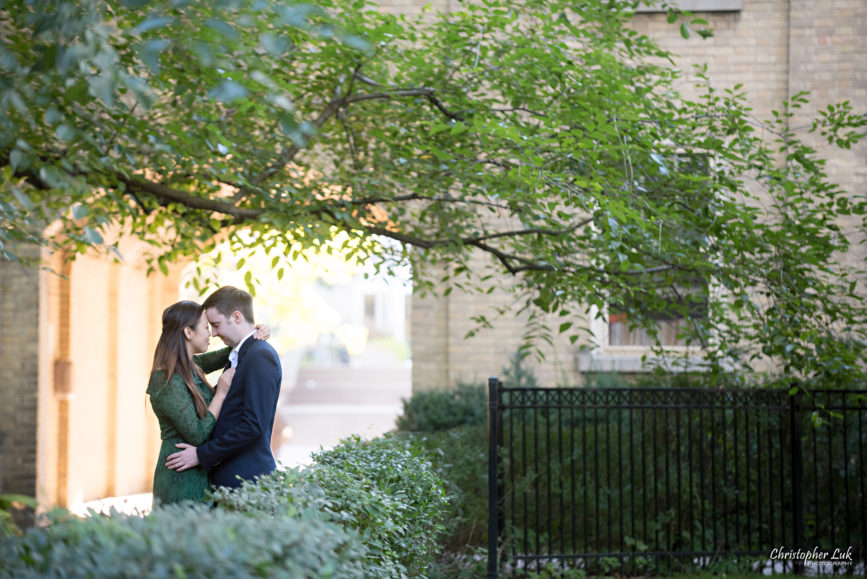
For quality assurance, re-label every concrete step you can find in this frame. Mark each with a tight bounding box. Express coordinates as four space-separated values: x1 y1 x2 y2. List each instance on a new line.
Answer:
285 366 411 405
295 366 410 385
274 362 411 467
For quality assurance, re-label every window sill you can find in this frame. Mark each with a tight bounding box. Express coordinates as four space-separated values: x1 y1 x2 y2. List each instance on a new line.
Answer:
635 0 742 12
575 348 704 373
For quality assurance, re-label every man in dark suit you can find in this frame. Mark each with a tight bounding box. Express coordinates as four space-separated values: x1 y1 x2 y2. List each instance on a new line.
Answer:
166 286 282 489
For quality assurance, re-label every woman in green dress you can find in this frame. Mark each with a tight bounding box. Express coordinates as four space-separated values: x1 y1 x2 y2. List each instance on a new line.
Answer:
147 300 267 506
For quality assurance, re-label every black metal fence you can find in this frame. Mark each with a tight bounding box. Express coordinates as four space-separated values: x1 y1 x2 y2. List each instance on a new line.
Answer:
487 378 867 577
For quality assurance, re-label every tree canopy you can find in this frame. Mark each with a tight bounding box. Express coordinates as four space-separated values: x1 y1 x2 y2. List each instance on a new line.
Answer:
1 0 865 386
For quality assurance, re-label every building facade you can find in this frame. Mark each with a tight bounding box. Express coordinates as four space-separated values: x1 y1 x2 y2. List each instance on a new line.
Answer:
0 243 183 509
410 0 867 390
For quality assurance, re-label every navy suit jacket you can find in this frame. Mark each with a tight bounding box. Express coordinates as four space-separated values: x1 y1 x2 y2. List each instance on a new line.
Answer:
197 337 282 489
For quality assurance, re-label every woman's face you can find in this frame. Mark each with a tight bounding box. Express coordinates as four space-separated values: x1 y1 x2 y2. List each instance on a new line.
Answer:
186 311 211 355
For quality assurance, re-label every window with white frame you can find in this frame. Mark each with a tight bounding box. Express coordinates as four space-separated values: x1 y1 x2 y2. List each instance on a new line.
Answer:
615 151 711 345
608 277 709 347
578 152 714 372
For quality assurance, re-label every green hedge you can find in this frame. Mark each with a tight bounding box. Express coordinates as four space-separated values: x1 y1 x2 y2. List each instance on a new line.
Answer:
212 433 449 578
396 382 488 432
1 503 363 578
393 383 491 577
496 394 867 575
2 434 449 579
0 494 36 540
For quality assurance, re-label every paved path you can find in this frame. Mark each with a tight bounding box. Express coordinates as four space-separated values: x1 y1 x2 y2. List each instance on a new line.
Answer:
275 365 411 468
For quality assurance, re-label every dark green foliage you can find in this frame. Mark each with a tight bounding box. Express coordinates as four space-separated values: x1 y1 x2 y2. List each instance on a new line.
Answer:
212 434 449 578
2 435 449 579
500 350 539 390
396 382 488 432
409 426 489 553
209 466 331 519
0 503 364 578
497 389 867 575
390 378 492 573
310 434 449 577
395 366 867 576
584 368 746 389
0 494 37 539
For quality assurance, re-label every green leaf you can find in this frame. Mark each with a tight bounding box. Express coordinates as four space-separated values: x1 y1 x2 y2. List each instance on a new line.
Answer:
84 227 103 245
11 187 33 209
89 74 114 107
191 40 215 67
139 39 169 73
132 17 173 36
340 34 371 53
260 33 290 55
56 124 76 142
276 4 319 27
205 18 238 40
209 80 249 103
9 149 28 171
45 108 62 124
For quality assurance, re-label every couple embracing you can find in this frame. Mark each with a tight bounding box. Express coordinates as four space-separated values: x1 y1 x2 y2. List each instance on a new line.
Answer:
147 286 283 506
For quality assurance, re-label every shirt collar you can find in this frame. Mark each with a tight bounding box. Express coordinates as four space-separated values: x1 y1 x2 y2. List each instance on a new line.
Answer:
228 330 256 368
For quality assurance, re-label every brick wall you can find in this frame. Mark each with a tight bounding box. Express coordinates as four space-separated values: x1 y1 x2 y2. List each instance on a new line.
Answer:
0 245 40 498
789 0 867 271
412 257 588 391
410 0 867 390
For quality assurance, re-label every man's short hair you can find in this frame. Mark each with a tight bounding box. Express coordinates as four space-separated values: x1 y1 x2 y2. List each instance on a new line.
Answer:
202 286 255 324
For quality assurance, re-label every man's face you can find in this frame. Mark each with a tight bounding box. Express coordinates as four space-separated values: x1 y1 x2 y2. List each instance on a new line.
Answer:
205 307 241 348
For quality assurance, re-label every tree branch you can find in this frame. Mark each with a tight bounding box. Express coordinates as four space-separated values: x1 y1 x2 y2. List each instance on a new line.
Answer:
249 86 349 186
470 218 595 243
350 192 511 211
115 175 264 220
491 106 547 118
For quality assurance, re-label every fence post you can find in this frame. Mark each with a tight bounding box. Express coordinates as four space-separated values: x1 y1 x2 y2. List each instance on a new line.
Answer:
488 376 500 579
790 389 805 575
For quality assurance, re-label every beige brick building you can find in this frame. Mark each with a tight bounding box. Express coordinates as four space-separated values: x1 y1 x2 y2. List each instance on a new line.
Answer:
410 0 867 390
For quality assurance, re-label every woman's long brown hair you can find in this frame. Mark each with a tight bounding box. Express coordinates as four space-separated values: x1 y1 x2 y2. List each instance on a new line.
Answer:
150 301 213 419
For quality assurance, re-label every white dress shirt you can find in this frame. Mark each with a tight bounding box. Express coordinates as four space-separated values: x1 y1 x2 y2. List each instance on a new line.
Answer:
228 331 256 368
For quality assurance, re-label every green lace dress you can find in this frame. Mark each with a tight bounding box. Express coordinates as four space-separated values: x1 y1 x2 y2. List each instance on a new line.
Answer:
148 347 231 506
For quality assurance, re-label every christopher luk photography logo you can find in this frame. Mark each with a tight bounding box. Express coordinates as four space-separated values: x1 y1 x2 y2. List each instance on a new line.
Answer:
769 545 855 567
